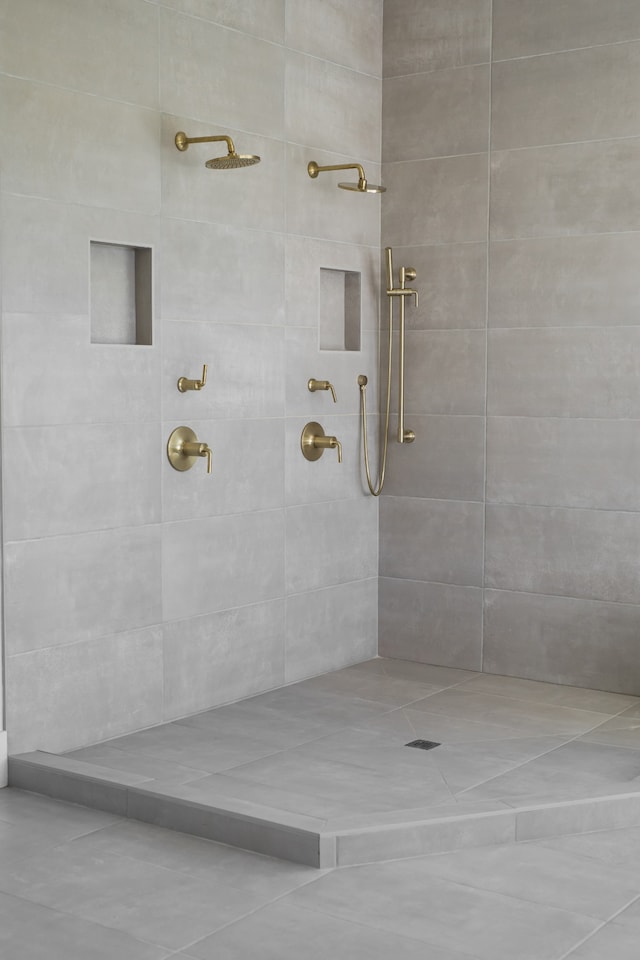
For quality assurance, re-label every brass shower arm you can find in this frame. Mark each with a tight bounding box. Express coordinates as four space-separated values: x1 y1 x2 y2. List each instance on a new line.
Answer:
175 132 236 154
308 160 366 182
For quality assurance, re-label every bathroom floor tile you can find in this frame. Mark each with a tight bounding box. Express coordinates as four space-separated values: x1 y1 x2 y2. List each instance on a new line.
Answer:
286 858 600 960
0 890 171 960
184 900 478 960
0 842 268 951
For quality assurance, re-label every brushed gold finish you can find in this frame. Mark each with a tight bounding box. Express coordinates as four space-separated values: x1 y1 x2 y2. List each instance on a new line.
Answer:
300 422 342 463
175 132 260 168
307 160 385 194
177 364 208 393
167 426 212 474
307 378 337 402
359 247 418 496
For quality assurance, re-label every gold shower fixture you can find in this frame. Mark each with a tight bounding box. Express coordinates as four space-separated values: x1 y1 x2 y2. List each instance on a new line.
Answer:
307 160 385 194
175 132 260 168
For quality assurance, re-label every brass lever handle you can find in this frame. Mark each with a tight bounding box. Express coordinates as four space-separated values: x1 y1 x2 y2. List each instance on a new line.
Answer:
308 378 337 403
167 427 212 474
177 364 208 393
182 440 213 474
300 422 342 463
313 435 342 462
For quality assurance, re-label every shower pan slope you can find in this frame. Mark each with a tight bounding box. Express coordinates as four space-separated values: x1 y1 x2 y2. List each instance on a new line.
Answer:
9 660 640 868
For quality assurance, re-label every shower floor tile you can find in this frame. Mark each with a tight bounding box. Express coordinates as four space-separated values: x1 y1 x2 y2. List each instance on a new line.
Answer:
10 658 640 867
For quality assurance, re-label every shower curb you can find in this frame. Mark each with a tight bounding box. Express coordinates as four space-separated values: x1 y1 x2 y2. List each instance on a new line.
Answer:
10 751 640 868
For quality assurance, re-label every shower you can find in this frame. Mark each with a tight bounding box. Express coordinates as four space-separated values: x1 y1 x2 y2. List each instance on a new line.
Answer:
359 246 418 497
174 132 261 168
307 160 386 193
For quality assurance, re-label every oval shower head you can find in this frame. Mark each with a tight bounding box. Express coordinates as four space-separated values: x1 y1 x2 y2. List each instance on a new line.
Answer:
205 152 260 169
175 132 260 169
339 179 386 193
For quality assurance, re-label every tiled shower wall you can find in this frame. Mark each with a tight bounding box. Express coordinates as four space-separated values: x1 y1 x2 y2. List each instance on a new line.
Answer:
0 0 383 755
379 0 640 695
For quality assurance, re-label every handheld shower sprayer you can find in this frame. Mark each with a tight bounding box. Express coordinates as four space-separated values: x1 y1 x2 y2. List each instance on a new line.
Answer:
359 247 418 497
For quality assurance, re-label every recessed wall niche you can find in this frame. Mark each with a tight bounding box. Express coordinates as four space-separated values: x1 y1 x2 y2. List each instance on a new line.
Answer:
319 267 361 351
90 241 152 345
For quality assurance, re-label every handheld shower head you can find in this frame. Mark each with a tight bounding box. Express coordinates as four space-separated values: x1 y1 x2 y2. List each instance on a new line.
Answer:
308 160 385 193
175 132 260 169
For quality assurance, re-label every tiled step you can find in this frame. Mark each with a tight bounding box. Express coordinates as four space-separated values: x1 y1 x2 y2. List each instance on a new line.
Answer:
10 750 640 868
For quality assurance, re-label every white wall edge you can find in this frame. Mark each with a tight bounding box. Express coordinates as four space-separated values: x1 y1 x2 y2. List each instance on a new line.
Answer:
0 731 7 787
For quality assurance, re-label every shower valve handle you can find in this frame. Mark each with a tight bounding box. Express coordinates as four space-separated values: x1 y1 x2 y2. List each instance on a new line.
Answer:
308 378 337 402
177 365 208 393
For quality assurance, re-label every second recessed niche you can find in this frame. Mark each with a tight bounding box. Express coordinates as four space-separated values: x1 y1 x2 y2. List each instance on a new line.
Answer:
319 267 361 351
90 241 152 345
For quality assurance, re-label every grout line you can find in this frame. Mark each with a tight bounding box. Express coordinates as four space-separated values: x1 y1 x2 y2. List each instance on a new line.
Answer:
555 892 640 960
481 0 493 675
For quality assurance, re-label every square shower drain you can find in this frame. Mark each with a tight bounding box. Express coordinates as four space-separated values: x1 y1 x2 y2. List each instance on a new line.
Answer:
405 739 441 751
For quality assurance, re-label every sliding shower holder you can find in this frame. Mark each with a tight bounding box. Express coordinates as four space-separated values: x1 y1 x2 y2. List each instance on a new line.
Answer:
308 378 337 402
177 365 208 392
167 426 212 474
300 422 342 463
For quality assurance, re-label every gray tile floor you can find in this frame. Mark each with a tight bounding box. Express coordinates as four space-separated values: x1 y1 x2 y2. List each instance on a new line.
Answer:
3 785 640 958
64 658 640 821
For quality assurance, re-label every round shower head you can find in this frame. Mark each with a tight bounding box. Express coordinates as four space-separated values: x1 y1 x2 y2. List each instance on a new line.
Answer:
339 179 386 194
205 152 261 169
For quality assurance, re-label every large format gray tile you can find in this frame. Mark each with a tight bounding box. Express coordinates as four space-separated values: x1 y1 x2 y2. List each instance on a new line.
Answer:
492 42 640 151
485 503 640 604
187 900 472 960
0 843 266 951
5 525 161 654
286 0 382 75
483 589 640 695
383 154 489 246
285 498 377 595
380 496 484 585
162 510 284 621
493 0 640 60
408 688 607 738
285 578 378 682
488 327 640 419
462 673 639 717
161 0 284 41
487 417 640 511
160 218 284 326
379 577 483 670
0 890 170 960
3 422 161 539
562 922 640 960
491 139 640 240
403 329 486 416
489 234 640 329
58 818 316 898
412 842 640 920
384 416 485 501
383 0 491 76
162 321 284 422
0 0 158 106
159 8 284 137
288 858 599 960
383 64 489 162
286 51 381 159
0 77 160 213
2 314 161 428
391 242 487 331
6 628 164 755
163 600 285 720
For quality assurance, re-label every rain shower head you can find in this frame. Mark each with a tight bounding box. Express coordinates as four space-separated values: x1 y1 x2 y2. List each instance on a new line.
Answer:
175 132 260 168
307 160 385 194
